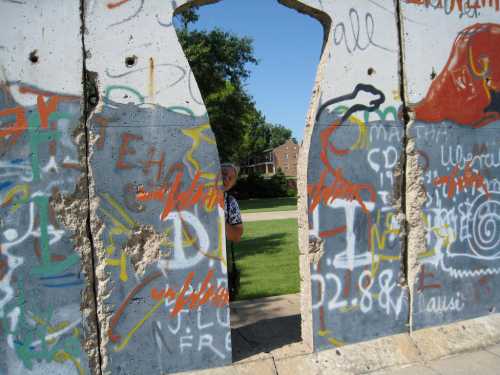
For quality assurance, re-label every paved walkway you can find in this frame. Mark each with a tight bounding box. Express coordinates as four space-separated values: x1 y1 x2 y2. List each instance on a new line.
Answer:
241 210 298 222
230 294 302 362
223 294 500 375
369 346 500 374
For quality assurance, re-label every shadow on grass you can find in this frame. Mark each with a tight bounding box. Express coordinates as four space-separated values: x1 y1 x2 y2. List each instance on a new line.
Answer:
231 314 301 362
233 232 288 260
238 197 297 212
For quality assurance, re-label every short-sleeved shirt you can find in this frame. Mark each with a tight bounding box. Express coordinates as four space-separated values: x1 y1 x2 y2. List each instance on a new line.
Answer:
224 193 242 225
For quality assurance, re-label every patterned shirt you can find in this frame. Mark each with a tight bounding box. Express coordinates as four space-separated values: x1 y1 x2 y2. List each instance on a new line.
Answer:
224 193 242 225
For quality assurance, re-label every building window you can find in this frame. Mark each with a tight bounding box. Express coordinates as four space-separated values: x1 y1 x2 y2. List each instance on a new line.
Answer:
285 154 288 159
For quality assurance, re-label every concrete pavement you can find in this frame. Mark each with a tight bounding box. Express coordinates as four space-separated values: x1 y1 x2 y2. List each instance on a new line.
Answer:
241 210 298 222
186 293 500 375
369 347 500 375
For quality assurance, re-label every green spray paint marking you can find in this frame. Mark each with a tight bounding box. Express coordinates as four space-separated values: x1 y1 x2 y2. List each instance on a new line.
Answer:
31 196 80 277
28 111 73 182
12 279 83 370
364 106 399 123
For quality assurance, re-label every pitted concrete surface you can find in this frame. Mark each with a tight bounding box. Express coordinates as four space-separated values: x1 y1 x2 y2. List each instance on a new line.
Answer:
241 210 298 222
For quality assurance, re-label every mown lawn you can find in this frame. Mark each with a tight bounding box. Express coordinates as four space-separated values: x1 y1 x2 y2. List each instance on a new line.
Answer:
237 197 297 213
231 218 299 300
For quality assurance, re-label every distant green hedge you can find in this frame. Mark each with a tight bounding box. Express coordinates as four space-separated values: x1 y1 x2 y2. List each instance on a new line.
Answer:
232 169 296 200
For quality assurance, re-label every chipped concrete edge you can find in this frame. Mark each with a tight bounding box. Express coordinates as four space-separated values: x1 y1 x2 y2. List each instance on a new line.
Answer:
290 3 332 351
86 96 113 375
49 117 101 374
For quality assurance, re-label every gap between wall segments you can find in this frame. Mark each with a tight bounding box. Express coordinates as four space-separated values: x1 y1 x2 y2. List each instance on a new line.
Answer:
80 0 104 373
394 0 412 335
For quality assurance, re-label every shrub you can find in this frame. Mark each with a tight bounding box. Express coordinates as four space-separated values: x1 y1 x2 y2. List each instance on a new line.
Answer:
232 169 292 199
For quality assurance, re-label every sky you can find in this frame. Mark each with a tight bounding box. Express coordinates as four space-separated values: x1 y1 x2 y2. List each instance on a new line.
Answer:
190 0 324 141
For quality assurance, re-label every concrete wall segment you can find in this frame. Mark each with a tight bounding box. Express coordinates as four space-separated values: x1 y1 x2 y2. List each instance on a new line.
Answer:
84 1 231 373
0 1 98 374
400 2 500 331
84 0 207 117
0 0 83 106
303 0 409 351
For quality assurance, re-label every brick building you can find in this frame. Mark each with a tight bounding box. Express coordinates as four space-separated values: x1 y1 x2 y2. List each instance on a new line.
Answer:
241 139 299 178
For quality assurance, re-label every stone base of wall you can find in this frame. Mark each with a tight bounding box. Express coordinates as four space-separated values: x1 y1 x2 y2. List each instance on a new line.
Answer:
183 313 500 375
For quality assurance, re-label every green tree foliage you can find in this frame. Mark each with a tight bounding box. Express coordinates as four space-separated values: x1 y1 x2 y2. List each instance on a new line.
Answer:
175 7 293 163
175 6 199 31
234 168 295 199
269 124 293 148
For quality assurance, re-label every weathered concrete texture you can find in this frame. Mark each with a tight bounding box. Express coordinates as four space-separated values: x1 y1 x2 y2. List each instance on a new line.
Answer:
427 351 500 375
83 1 231 373
87 103 231 374
0 1 98 374
401 4 500 332
411 313 500 362
368 365 438 375
304 0 408 350
295 4 331 351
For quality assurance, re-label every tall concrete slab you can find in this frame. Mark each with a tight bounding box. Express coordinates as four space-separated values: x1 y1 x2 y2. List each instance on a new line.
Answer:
401 2 500 330
83 0 231 373
0 1 99 374
295 0 409 351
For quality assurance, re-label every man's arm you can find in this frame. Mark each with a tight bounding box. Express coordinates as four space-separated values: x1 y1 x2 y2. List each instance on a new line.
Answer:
226 223 243 243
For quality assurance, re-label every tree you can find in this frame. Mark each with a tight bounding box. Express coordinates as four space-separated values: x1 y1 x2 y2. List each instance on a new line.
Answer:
176 20 259 161
269 124 292 148
175 8 294 163
175 6 199 31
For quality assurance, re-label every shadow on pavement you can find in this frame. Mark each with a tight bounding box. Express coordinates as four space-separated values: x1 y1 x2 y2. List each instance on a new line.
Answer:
231 314 301 362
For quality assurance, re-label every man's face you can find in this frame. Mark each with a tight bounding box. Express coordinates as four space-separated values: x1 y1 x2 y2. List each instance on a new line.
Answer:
221 166 237 191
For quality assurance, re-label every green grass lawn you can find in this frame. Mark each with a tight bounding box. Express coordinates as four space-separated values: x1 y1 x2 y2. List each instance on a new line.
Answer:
237 197 297 213
232 218 299 300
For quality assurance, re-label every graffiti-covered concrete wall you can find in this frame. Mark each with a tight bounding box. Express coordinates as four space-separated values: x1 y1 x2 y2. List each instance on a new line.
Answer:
84 1 231 374
302 0 409 350
401 4 500 330
0 1 99 374
298 0 500 352
1 0 499 374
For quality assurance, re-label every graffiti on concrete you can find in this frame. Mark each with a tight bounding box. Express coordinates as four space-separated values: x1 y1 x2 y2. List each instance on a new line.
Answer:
404 0 500 18
413 23 500 128
0 83 91 374
89 99 231 373
308 83 409 349
84 1 231 372
2 0 500 373
303 0 408 350
410 23 500 329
